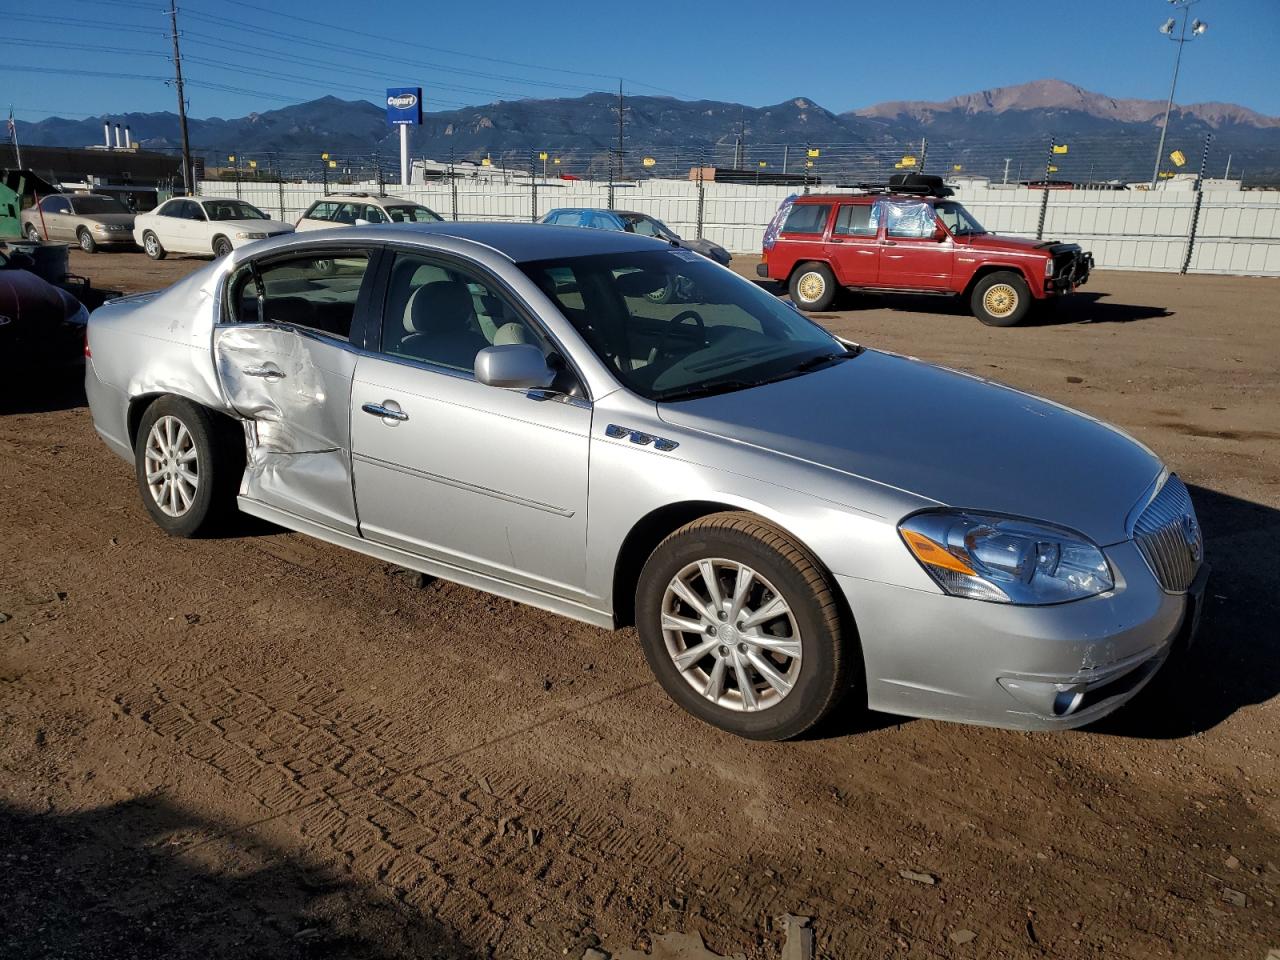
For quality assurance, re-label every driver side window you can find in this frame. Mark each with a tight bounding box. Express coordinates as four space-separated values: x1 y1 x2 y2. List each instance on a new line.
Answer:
380 254 541 373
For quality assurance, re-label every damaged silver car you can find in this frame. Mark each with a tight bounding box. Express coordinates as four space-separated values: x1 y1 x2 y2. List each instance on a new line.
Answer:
85 223 1207 740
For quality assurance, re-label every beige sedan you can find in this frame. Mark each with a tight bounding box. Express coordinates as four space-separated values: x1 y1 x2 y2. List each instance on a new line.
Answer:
21 194 137 253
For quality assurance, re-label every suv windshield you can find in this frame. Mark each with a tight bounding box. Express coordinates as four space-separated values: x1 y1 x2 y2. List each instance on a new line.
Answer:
934 200 986 236
385 204 443 223
204 200 269 221
521 250 850 402
71 196 129 216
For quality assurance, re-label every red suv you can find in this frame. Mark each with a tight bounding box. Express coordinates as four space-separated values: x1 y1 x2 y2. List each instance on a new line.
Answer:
757 175 1093 326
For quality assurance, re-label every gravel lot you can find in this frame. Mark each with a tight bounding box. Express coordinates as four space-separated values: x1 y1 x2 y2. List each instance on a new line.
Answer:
2 248 1277 959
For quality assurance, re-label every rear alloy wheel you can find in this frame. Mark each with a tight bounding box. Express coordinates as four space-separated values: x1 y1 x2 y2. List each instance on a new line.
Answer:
972 271 1032 327
77 228 98 253
134 396 239 537
213 236 234 258
637 512 850 740
788 262 838 312
143 231 166 260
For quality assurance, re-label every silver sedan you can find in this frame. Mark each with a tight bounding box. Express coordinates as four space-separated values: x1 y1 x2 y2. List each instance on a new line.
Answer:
84 223 1207 740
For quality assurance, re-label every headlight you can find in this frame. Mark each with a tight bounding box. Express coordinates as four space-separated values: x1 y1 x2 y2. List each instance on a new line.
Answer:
899 511 1113 604
235 231 268 240
1044 258 1055 278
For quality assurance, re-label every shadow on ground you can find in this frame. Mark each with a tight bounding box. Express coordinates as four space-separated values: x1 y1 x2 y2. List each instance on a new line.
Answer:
1093 483 1280 739
0 796 479 960
0 365 88 415
752 280 1172 326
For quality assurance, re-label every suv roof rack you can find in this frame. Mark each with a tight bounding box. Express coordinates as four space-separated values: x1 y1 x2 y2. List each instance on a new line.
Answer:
838 173 953 198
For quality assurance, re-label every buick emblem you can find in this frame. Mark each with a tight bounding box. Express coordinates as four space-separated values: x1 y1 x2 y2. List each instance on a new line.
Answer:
1182 513 1202 562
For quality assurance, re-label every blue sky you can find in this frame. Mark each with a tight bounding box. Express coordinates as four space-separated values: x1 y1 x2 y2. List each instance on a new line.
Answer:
6 0 1279 122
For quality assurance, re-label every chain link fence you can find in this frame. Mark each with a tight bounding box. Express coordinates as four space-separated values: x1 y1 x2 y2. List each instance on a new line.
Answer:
190 134 1279 276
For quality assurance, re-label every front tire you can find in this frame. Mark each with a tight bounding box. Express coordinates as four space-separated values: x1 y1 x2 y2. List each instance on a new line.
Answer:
25 224 42 242
134 396 240 538
77 229 98 253
971 271 1032 327
636 512 850 741
142 231 166 260
788 262 838 312
213 236 234 258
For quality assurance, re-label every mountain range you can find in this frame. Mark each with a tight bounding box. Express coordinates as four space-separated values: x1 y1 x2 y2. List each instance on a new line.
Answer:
13 79 1280 184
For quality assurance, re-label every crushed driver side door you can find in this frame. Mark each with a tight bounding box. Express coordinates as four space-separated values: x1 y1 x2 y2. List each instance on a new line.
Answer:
214 248 378 536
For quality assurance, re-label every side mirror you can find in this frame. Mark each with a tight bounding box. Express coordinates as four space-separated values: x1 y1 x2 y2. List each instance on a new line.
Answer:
934 225 949 242
354 218 370 226
474 343 554 390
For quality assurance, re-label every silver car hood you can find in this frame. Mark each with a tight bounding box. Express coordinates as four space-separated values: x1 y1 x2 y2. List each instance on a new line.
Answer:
656 350 1162 545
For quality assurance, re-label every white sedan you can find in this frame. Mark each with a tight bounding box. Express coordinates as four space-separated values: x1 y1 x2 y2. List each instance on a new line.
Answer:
134 197 294 260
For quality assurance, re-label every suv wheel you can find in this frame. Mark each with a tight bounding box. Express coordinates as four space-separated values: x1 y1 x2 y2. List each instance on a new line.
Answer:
972 271 1032 327
636 512 850 741
134 396 241 538
77 228 98 253
788 263 838 312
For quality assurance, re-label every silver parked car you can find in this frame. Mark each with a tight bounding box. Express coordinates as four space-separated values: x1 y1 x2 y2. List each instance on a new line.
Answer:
84 223 1207 740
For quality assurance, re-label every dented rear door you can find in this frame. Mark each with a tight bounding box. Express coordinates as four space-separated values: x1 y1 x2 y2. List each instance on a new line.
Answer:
214 251 376 536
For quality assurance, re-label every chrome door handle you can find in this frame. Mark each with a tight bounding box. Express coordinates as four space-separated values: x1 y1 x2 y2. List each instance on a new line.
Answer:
362 401 409 423
882 240 897 246
243 364 285 381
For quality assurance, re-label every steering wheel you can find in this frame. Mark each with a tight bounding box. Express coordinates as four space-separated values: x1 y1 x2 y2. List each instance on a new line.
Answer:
654 309 707 361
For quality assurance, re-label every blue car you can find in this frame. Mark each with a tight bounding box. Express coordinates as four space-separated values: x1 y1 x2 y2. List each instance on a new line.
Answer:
538 208 732 266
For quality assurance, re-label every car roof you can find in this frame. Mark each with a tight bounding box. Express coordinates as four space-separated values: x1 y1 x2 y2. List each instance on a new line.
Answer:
320 193 416 205
249 221 666 262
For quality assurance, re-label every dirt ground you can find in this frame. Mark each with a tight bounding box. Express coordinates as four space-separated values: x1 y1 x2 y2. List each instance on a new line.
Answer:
2 248 1278 960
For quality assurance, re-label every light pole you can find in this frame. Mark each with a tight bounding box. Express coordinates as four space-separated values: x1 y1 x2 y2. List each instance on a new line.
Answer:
1151 0 1208 189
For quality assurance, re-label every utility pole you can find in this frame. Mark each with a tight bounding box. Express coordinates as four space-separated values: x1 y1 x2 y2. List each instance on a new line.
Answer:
734 108 744 169
782 145 789 175
617 80 625 186
1152 1 1208 190
168 0 193 195
1002 157 1011 184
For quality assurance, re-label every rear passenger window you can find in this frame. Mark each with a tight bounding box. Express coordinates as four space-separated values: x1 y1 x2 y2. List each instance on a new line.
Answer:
781 204 831 235
362 205 387 224
834 203 880 237
231 254 370 340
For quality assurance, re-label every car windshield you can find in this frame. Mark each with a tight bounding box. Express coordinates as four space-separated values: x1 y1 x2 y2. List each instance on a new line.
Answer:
204 200 269 221
385 204 442 223
934 200 986 236
71 196 129 216
622 214 678 241
521 250 850 402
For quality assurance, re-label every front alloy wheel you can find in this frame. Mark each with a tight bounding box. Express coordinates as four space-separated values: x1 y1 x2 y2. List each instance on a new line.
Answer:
636 512 852 740
661 559 802 713
972 271 1032 326
78 229 98 253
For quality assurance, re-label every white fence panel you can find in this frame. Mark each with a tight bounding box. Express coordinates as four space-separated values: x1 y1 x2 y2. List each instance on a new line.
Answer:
198 179 1280 276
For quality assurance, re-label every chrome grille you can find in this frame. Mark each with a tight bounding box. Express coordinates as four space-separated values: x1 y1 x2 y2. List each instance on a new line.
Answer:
1132 474 1202 593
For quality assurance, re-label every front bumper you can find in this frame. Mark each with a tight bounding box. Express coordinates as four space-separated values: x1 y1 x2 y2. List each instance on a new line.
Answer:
1046 251 1093 294
839 540 1207 730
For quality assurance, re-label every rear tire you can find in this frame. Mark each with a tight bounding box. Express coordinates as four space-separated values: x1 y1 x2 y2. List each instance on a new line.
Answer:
134 396 241 538
971 271 1032 326
788 262 838 312
636 512 850 741
77 229 98 254
143 231 166 260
